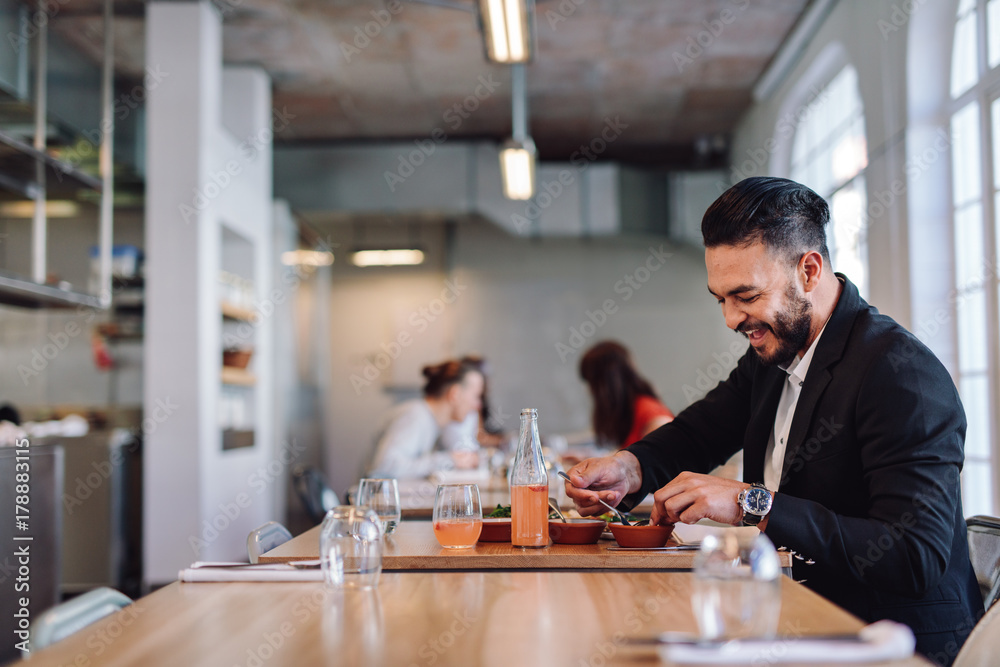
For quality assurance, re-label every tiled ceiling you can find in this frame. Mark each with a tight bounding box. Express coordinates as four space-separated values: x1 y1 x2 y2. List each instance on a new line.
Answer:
54 0 812 167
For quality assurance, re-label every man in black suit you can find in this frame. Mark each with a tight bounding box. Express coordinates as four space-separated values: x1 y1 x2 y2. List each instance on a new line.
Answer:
565 177 983 665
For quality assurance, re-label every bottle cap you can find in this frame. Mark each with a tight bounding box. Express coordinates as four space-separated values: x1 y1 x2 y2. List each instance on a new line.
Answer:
520 408 537 416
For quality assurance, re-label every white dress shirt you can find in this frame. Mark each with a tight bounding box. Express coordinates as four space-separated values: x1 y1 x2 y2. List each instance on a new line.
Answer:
763 323 828 491
439 411 481 452
369 399 451 478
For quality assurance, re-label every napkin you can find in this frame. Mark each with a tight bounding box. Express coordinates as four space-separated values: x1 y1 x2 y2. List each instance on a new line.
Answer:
179 562 324 583
658 620 915 664
429 468 491 485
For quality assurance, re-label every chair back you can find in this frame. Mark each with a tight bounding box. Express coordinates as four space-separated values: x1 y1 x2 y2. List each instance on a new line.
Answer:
247 521 293 563
31 587 132 651
292 465 340 524
967 515 1000 610
954 597 1000 667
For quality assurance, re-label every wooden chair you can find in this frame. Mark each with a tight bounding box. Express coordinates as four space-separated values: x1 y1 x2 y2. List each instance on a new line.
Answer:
30 587 132 651
954 597 1000 667
966 515 1000 610
246 521 292 563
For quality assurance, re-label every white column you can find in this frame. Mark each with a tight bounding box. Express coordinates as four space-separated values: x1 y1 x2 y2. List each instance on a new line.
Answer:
144 1 222 585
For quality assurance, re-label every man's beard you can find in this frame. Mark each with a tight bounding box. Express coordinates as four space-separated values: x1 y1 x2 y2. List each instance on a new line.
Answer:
740 285 812 367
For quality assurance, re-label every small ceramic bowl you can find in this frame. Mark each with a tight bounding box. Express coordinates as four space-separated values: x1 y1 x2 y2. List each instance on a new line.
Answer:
608 522 674 548
548 519 606 545
477 518 512 542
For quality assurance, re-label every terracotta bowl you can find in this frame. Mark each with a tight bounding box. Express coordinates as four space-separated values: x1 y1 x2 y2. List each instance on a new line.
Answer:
478 518 511 542
608 522 674 548
223 348 253 369
548 519 606 545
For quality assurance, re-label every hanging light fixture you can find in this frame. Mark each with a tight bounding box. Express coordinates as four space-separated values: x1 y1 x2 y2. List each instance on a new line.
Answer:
478 0 534 64
500 138 536 201
500 63 536 200
281 249 334 267
350 249 425 267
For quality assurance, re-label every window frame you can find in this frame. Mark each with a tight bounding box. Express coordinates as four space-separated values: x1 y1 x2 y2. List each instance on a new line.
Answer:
949 0 1000 516
786 62 870 299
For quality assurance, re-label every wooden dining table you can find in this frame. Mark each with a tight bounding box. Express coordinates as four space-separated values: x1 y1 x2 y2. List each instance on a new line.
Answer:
259 520 795 573
25 570 930 666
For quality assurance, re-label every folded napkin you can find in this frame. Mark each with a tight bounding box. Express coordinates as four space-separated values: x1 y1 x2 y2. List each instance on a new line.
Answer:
659 620 915 664
429 468 491 485
179 562 323 583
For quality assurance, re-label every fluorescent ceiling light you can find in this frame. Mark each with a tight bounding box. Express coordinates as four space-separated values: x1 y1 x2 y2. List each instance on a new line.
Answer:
0 200 80 218
500 139 536 200
479 0 533 63
350 249 425 267
281 250 334 266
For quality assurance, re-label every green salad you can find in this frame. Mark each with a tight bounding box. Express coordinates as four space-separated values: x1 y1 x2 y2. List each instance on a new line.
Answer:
487 504 562 519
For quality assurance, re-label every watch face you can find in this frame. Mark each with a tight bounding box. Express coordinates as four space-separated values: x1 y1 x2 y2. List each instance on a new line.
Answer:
744 488 772 515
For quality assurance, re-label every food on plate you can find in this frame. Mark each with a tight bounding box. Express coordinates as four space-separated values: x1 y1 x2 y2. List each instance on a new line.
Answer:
596 511 640 524
487 504 562 520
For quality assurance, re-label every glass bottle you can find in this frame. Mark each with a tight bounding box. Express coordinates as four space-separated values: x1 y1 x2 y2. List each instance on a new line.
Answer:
510 408 549 547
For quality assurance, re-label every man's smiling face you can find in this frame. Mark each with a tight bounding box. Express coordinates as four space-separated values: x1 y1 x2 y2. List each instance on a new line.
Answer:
706 241 812 367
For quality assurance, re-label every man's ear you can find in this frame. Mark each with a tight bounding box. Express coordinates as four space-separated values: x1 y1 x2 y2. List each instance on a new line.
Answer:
799 250 824 292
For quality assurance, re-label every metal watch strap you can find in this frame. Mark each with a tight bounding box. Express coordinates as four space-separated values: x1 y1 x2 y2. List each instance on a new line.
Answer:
741 482 770 527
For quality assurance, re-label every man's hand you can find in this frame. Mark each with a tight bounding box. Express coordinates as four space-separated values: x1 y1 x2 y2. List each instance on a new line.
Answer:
564 452 642 516
651 472 749 526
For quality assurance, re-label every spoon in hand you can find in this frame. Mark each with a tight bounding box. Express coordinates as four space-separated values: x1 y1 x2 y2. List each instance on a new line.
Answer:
548 497 567 522
557 470 632 526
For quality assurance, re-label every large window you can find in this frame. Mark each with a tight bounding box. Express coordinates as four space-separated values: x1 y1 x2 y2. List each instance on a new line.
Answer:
950 0 1000 517
790 65 869 298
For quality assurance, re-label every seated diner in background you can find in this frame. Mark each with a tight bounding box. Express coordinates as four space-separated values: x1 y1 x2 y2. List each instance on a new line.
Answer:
564 177 983 666
439 355 509 453
368 358 484 479
579 340 674 449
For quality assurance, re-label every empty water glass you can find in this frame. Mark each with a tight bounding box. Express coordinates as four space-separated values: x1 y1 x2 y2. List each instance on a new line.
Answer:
692 531 782 640
320 506 383 589
357 478 402 536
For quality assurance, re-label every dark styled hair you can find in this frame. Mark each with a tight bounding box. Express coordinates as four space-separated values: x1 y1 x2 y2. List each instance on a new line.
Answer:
579 341 659 447
422 359 481 398
701 177 831 264
458 355 501 434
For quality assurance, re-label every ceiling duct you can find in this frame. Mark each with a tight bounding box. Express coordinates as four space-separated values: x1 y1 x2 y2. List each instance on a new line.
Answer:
274 142 724 245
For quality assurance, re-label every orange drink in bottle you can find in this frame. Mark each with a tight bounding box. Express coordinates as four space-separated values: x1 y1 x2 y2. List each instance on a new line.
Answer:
511 484 549 547
510 408 549 548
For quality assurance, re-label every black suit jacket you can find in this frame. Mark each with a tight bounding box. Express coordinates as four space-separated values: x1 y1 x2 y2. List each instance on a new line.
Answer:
626 276 983 662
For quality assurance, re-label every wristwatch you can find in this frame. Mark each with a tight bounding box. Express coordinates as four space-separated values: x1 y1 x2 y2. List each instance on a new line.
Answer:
738 483 773 527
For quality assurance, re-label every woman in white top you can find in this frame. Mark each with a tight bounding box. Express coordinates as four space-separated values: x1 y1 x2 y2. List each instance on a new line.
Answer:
368 359 484 478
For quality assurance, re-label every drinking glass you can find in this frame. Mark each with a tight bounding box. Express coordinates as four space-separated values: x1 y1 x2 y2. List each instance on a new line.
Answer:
320 506 383 589
357 478 402 536
692 531 782 640
432 483 483 549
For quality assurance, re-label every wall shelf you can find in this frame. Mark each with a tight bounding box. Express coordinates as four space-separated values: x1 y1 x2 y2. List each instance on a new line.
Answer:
221 366 256 386
0 269 103 309
95 322 143 340
0 129 103 198
221 428 254 451
220 301 256 321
